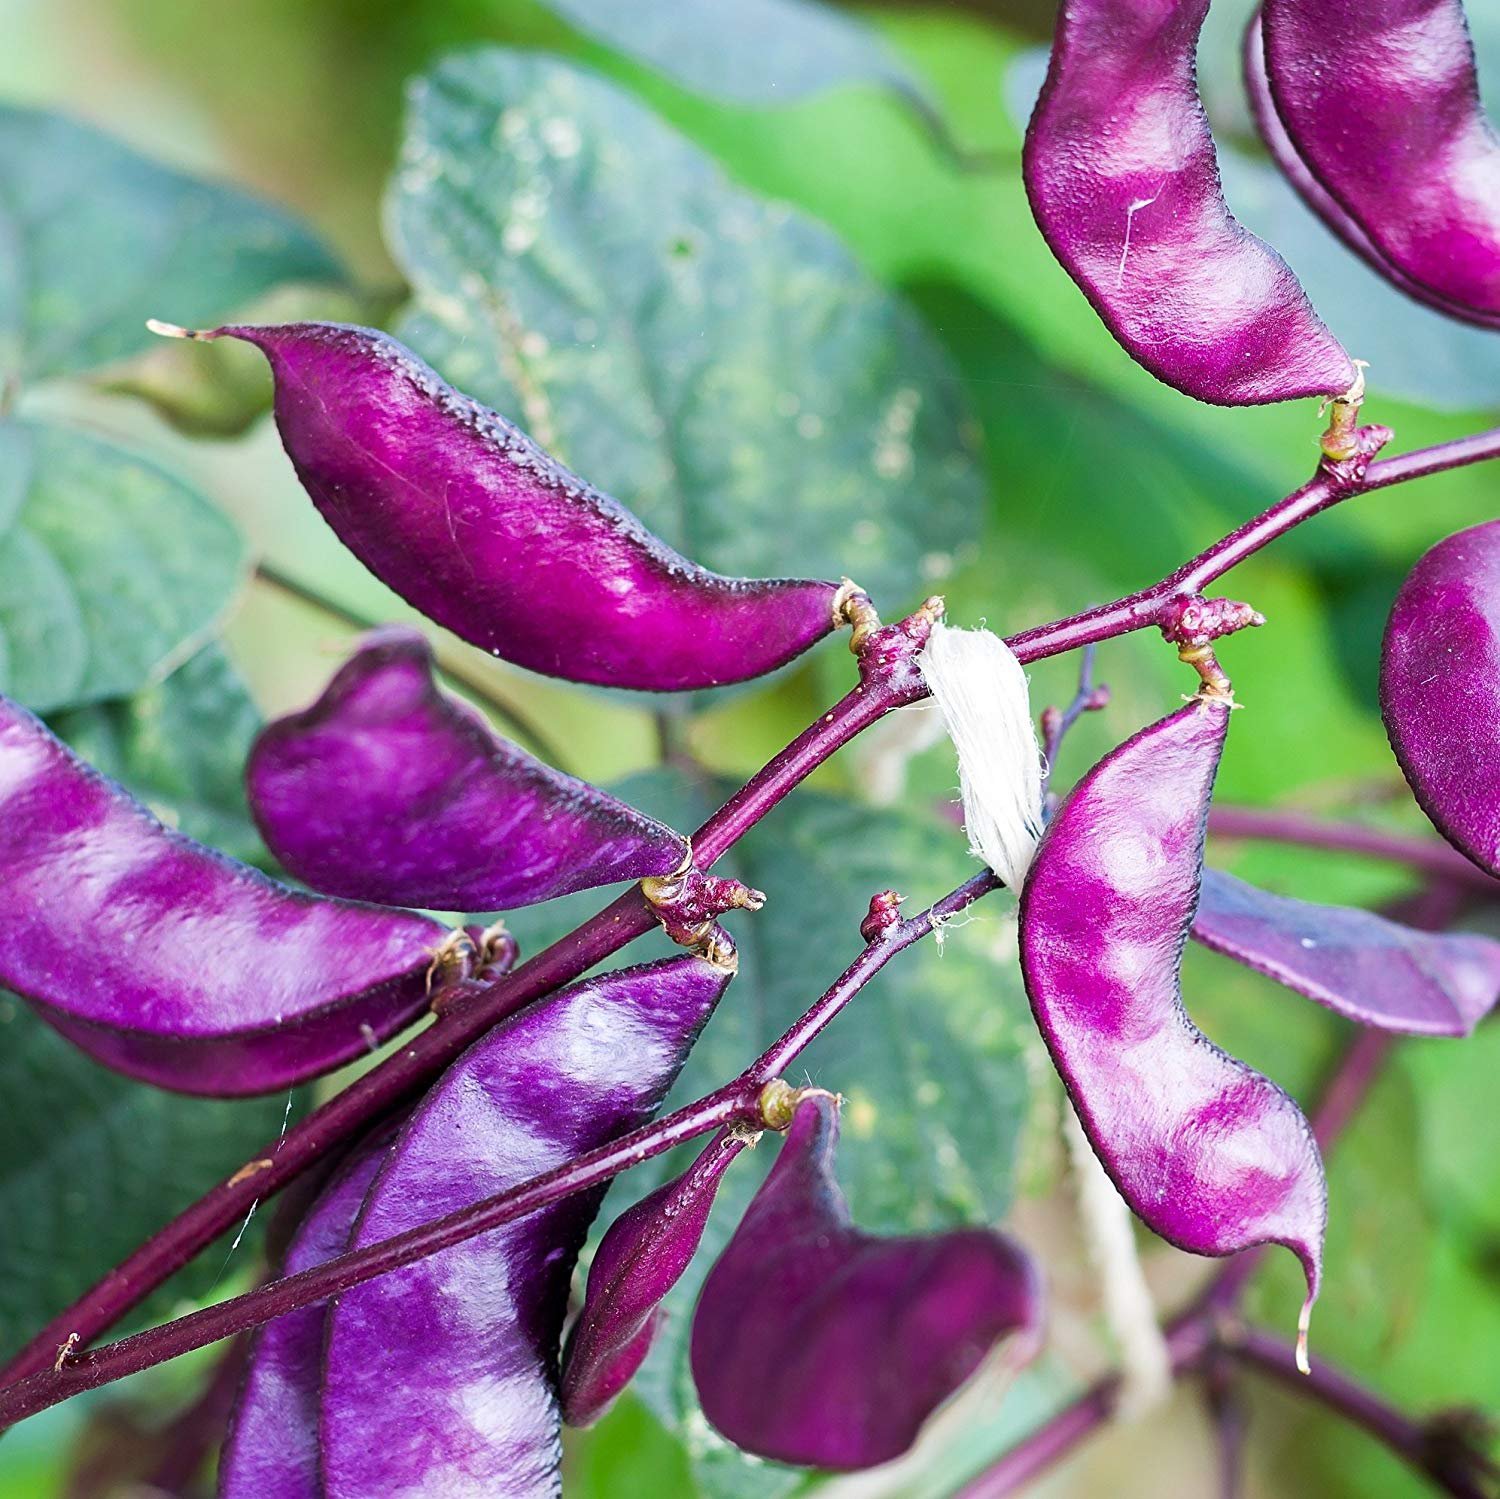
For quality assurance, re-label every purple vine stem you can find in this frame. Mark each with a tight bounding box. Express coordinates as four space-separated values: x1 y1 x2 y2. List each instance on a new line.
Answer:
0 874 1000 1425
3 423 1497 1390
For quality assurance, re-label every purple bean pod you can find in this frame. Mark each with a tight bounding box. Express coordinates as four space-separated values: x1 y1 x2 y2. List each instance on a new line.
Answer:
690 1091 1042 1470
1243 13 1500 329
1381 519 1500 875
560 1127 748 1427
1019 698 1326 1365
247 627 688 909
1192 868 1500 1036
170 320 842 691
1024 0 1355 405
319 953 734 1497
0 694 465 1097
1261 0 1500 320
218 1134 392 1499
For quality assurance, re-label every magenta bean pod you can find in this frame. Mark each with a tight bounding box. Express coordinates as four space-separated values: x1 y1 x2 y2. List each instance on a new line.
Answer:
1024 0 1354 405
690 1091 1041 1470
0 694 461 1097
1262 0 1500 321
1019 699 1326 1363
180 321 842 692
218 1134 392 1499
560 1127 747 1428
319 954 733 1497
1381 519 1500 876
247 627 688 909
1192 868 1500 1036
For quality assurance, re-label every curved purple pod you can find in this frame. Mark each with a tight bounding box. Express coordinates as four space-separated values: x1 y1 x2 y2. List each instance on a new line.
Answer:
192 320 840 691
1019 700 1326 1358
320 954 733 1498
1381 520 1500 876
561 1129 746 1427
218 1134 390 1499
0 695 458 1097
247 627 688 910
1262 0 1500 320
690 1092 1041 1471
1243 14 1500 330
1193 869 1500 1037
1024 0 1354 405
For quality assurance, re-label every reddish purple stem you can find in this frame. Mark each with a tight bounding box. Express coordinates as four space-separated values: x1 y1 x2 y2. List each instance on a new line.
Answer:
4 423 1496 1390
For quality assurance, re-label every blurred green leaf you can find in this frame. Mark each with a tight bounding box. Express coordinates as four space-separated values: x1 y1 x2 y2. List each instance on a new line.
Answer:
0 106 343 385
537 0 932 110
48 643 267 868
0 418 245 713
507 769 1034 1496
387 49 983 611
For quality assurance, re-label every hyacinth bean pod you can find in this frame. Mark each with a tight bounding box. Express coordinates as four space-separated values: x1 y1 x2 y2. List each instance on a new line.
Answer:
167 320 842 691
1193 868 1500 1036
1018 699 1326 1363
319 954 733 1498
1242 15 1500 330
0 694 460 1097
1261 0 1500 320
247 627 688 910
1024 0 1354 405
217 1135 392 1499
1381 519 1500 875
690 1092 1041 1470
560 1128 747 1427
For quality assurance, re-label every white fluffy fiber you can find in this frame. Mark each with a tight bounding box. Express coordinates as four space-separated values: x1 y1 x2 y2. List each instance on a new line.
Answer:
917 623 1045 889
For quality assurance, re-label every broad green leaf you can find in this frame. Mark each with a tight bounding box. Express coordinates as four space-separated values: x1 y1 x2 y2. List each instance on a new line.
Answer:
387 49 983 610
48 642 267 868
505 771 1034 1496
538 0 930 109
0 105 343 384
0 418 245 713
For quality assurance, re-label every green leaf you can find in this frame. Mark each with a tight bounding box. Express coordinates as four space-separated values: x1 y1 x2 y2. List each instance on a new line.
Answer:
0 417 245 713
48 642 267 868
0 1010 300 1356
387 49 983 611
0 105 343 384
538 0 930 109
505 772 1035 1495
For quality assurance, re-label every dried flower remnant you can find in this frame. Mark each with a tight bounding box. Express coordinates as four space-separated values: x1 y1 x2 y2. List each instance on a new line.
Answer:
1018 699 1326 1370
1024 0 1354 404
151 319 845 692
691 1091 1041 1469
0 694 465 1097
247 627 687 910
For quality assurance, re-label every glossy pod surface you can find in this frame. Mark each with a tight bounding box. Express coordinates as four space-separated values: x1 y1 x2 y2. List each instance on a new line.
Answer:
217 1136 391 1499
1025 0 1353 404
1193 868 1500 1036
320 955 732 1498
248 628 688 910
1243 14 1500 329
1381 520 1500 875
1019 700 1326 1341
690 1092 1041 1470
0 695 453 1096
1262 0 1500 320
561 1129 746 1427
212 321 840 691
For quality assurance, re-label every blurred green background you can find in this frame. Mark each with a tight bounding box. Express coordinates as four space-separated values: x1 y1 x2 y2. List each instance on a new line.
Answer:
0 0 1496 1494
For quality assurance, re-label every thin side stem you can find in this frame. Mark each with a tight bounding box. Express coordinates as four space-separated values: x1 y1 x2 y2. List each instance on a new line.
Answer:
0 870 1002 1423
1209 806 1497 892
254 562 568 767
